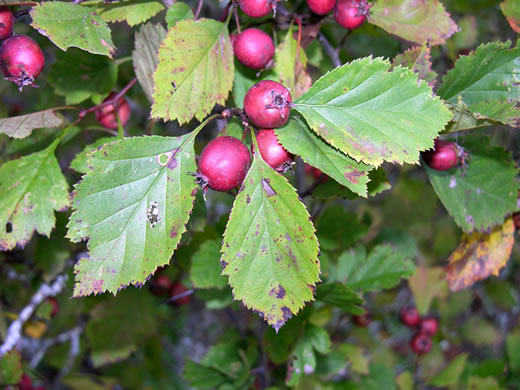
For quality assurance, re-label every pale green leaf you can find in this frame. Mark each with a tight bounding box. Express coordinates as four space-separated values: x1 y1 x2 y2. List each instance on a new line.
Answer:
0 350 22 385
409 266 448 315
0 109 64 139
391 45 438 86
166 2 194 28
94 0 165 26
30 2 116 57
315 282 364 315
191 239 228 289
429 354 468 386
293 57 452 166
151 19 234 124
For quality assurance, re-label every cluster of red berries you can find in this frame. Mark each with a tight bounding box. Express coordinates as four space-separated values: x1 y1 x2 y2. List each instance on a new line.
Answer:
309 0 371 29
0 7 45 90
400 306 438 355
422 139 465 171
149 274 192 306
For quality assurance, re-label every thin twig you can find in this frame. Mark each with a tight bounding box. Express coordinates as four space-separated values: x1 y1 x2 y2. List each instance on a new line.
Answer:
318 33 341 68
194 0 204 19
163 289 194 304
78 78 137 120
30 326 83 370
0 275 68 358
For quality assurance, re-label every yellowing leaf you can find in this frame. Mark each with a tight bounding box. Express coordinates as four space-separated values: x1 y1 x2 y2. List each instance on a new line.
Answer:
409 266 448 315
23 320 47 339
446 218 514 292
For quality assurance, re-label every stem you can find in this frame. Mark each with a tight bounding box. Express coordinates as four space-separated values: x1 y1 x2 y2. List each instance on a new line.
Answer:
234 5 241 34
164 289 194 304
318 32 341 68
295 16 302 58
335 30 352 56
220 1 232 22
194 0 204 19
78 78 137 120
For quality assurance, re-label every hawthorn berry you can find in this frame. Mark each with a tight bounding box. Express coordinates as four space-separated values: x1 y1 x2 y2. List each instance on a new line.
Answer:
0 35 45 90
334 0 370 30
47 298 59 317
353 312 371 327
196 136 251 192
19 374 33 390
399 306 420 327
149 275 173 296
410 332 432 355
244 80 292 129
307 0 336 15
0 7 15 41
419 316 439 336
95 92 131 130
422 139 461 171
239 0 276 18
255 129 293 171
169 282 192 306
233 28 275 70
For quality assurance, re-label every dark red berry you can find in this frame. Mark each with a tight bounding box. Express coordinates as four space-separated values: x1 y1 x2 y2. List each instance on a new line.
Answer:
410 332 432 355
255 129 293 171
244 80 292 129
197 136 251 192
307 0 336 15
353 312 371 326
304 163 328 182
233 28 274 70
513 212 520 230
399 306 420 327
47 298 59 317
19 374 33 390
0 7 15 41
169 282 192 306
239 0 276 18
422 139 460 171
419 316 439 336
334 0 370 30
149 275 173 296
95 92 131 130
0 35 45 90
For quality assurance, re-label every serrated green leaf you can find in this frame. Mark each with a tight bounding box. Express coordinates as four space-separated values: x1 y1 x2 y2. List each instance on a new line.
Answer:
184 361 229 390
424 135 519 232
313 167 390 199
191 239 228 289
93 0 165 26
70 136 118 174
445 97 505 132
469 100 520 128
370 0 458 46
429 354 468 386
315 282 364 315
0 139 70 251
30 3 116 57
0 109 64 139
165 2 194 28
67 129 202 296
334 245 415 292
391 45 438 86
221 147 320 331
151 19 234 124
48 49 118 105
0 350 22 385
501 0 520 33
316 205 368 250
293 57 452 166
132 23 167 103
276 117 372 196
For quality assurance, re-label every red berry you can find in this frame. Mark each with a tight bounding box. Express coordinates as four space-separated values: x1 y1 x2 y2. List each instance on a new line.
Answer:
410 332 432 355
149 275 173 296
419 316 439 336
95 92 131 130
255 129 293 171
239 0 275 18
307 0 336 15
47 298 59 317
399 306 420 327
197 136 251 192
422 139 460 171
0 7 15 41
244 80 292 129
169 282 192 306
19 374 32 390
353 312 371 326
233 28 274 70
334 0 370 30
0 35 45 90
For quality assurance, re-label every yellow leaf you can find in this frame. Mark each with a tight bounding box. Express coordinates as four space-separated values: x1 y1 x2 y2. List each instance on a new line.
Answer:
23 320 47 339
446 218 514 291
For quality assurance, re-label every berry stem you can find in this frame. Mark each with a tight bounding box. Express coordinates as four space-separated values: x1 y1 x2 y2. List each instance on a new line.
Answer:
194 0 204 19
163 289 194 304
220 1 232 21
234 5 242 34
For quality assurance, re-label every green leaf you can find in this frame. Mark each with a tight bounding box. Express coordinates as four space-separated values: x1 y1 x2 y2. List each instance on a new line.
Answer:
315 282 364 315
500 0 520 33
391 45 438 86
67 127 203 296
334 245 415 292
316 205 368 250
313 167 390 199
184 361 229 390
30 2 116 57
191 239 228 289
370 0 458 46
48 49 118 105
0 350 22 385
132 23 167 103
165 2 194 28
264 316 305 364
0 109 64 139
469 100 520 128
93 0 165 26
70 137 118 174
276 117 372 196
221 145 320 332
293 57 452 166
507 332 520 374
360 364 397 390
0 139 70 251
409 266 448 315
429 354 468 387
424 135 520 232
444 97 506 132
151 19 234 124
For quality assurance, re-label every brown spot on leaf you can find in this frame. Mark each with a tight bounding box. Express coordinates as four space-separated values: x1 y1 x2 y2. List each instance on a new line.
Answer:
344 168 364 184
261 178 276 197
170 226 178 238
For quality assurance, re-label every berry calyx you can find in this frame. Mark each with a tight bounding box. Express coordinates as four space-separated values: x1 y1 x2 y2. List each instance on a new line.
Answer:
410 332 433 355
0 7 15 41
255 129 293 172
334 0 371 30
244 80 292 129
233 28 275 70
353 312 372 327
169 282 192 306
419 316 439 336
307 0 336 15
0 35 45 90
399 306 420 327
196 136 251 192
95 92 131 130
422 139 460 171
239 0 276 18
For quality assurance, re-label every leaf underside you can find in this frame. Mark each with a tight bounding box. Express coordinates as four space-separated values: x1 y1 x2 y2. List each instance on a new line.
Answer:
0 109 64 139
